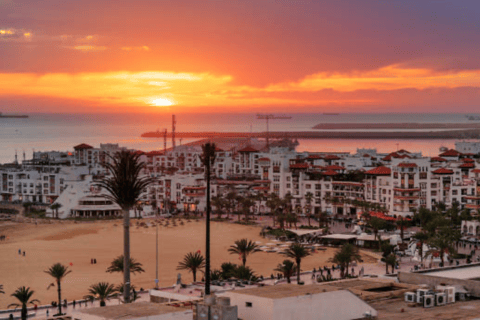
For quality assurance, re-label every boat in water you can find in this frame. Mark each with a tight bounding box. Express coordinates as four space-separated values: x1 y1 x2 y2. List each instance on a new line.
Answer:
0 112 28 118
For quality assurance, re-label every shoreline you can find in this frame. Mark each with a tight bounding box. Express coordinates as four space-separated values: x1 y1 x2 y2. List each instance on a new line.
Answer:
312 123 480 129
142 129 480 140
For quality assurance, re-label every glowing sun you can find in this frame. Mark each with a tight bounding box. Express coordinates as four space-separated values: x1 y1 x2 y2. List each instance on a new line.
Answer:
150 98 174 107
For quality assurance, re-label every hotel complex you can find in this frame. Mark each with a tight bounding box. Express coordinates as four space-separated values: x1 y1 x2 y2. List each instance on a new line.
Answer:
1 139 480 219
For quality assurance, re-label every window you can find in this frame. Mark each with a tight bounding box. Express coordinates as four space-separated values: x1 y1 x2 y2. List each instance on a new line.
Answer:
176 183 181 189
431 191 437 196
246 302 252 307
315 184 321 190
305 184 311 189
420 172 427 179
431 183 437 188
393 172 398 179
286 176 291 181
452 190 458 195
286 184 291 188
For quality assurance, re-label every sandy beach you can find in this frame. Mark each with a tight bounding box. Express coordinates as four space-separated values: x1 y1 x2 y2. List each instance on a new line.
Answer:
0 218 377 309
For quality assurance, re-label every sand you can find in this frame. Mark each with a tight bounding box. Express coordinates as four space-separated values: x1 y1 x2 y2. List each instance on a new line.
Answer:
0 218 377 309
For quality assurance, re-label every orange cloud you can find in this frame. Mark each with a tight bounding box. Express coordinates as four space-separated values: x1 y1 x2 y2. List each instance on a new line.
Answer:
266 65 480 92
0 65 479 111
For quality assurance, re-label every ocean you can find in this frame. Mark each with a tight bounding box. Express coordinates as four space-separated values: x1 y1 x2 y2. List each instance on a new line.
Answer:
1 112 478 164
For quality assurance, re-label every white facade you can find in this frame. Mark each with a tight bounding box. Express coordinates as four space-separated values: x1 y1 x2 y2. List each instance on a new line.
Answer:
224 287 377 320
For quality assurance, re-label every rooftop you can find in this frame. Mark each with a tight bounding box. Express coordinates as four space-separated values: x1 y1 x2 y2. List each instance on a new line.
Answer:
78 302 189 319
230 283 339 299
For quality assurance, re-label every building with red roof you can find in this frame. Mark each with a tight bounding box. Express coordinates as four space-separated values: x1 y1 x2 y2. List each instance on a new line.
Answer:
439 149 462 157
365 166 391 175
432 168 454 174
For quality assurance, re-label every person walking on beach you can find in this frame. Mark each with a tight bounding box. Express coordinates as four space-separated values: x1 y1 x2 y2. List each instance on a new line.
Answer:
23 251 25 256
73 300 76 308
18 248 21 255
46 309 49 317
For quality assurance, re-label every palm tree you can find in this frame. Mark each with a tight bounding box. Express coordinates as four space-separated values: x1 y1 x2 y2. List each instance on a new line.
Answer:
115 283 139 303
233 265 257 281
266 193 280 227
316 211 329 228
413 231 429 264
274 260 297 283
427 226 459 267
8 287 39 320
304 192 314 226
44 263 71 315
228 239 260 266
96 150 152 303
329 243 361 278
50 203 62 219
396 217 409 243
106 255 145 274
220 262 237 279
211 196 225 219
241 197 255 222
225 190 238 219
384 253 397 274
177 252 206 282
368 217 385 242
281 243 311 283
84 282 117 307
201 142 216 295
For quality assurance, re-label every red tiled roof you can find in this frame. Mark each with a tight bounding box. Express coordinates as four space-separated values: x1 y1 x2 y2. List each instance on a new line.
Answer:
398 154 412 159
462 158 475 163
459 163 475 169
365 166 391 175
382 155 392 161
397 162 417 168
432 168 454 174
430 157 447 162
74 143 93 150
323 155 341 160
472 169 480 173
363 154 371 157
215 146 224 152
307 154 323 159
146 151 164 156
237 146 258 153
322 170 339 176
258 157 271 162
133 150 145 155
439 149 462 157
290 163 309 169
397 149 411 154
325 165 345 171
388 152 401 158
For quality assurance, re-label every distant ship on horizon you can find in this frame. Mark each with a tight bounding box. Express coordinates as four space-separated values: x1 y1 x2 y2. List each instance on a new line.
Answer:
0 112 28 118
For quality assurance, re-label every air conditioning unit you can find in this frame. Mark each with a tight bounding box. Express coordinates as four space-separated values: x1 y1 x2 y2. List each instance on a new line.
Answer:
436 293 446 306
456 292 467 301
417 289 429 304
405 292 416 303
436 285 455 303
424 294 435 308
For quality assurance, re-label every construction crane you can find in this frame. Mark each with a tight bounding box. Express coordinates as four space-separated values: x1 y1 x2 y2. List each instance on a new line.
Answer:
256 114 292 149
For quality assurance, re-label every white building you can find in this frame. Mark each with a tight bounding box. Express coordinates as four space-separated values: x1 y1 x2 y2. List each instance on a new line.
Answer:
223 284 377 320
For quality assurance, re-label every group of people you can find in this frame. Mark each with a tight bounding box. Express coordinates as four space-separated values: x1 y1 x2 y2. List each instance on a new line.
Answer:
0 234 7 241
18 248 25 256
90 258 97 264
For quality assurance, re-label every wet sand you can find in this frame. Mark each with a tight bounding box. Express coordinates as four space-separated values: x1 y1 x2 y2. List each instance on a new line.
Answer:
0 219 376 309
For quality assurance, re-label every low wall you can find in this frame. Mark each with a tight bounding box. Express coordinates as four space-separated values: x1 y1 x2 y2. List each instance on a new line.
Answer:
398 272 480 297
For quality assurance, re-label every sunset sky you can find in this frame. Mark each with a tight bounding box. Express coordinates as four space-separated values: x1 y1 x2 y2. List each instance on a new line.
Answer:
1 0 479 114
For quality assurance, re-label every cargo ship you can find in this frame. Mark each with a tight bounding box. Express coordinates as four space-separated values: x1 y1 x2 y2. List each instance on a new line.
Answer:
0 112 28 118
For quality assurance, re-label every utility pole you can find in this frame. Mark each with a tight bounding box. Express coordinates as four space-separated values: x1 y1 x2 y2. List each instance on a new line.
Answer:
172 115 176 150
155 224 159 289
163 129 167 153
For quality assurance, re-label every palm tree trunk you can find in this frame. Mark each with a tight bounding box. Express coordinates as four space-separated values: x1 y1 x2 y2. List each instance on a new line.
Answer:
193 269 197 282
57 280 62 315
205 158 211 295
385 262 389 274
123 208 131 303
242 255 246 267
21 304 27 320
297 260 301 283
